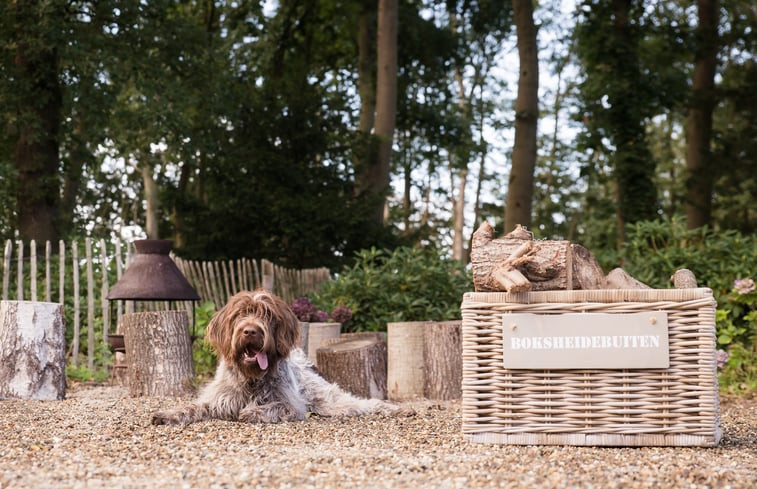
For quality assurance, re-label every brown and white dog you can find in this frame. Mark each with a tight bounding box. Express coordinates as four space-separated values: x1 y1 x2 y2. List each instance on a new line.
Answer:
152 289 402 425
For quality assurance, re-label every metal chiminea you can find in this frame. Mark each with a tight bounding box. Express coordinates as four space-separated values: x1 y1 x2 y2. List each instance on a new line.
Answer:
107 239 201 348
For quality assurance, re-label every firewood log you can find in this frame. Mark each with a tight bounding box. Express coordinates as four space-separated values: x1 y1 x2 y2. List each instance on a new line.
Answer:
471 221 606 292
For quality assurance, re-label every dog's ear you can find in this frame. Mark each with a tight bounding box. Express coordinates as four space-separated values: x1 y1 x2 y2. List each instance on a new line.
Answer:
206 299 235 361
271 295 301 359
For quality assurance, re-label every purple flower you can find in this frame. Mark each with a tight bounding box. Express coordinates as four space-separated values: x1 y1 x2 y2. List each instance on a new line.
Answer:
715 349 730 369
313 310 329 322
733 278 755 295
291 297 316 322
330 305 353 324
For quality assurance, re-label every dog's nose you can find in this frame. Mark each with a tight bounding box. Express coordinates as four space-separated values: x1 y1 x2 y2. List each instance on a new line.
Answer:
242 327 259 337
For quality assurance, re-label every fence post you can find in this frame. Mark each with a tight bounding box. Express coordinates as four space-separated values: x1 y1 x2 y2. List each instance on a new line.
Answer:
45 241 51 302
30 239 37 302
16 240 23 301
72 241 80 366
85 238 95 370
2 240 10 300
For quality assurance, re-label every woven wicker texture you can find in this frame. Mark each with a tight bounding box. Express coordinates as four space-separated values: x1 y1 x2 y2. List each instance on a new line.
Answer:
461 288 721 446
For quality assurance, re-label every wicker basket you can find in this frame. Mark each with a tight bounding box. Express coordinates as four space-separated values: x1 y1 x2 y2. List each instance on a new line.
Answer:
461 288 721 447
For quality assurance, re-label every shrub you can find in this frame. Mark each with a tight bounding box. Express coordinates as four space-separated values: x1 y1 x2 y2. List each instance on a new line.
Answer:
620 217 757 296
312 246 472 332
192 301 218 378
620 219 757 393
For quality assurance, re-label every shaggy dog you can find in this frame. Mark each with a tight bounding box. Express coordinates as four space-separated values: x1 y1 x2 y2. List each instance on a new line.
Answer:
152 289 403 425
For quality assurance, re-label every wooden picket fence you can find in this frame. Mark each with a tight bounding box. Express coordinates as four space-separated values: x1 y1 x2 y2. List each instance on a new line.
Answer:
1 238 331 370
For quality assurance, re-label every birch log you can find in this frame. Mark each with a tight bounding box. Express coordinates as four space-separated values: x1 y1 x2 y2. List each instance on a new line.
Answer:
122 311 194 397
0 301 66 400
387 321 426 400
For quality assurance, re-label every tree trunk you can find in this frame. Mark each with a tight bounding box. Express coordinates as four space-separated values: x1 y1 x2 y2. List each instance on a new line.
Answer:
356 0 397 226
505 0 539 233
423 320 462 400
122 311 195 397
316 332 387 399
12 3 63 243
357 0 376 135
452 168 468 263
471 221 606 292
141 161 160 239
0 301 66 400
685 0 719 229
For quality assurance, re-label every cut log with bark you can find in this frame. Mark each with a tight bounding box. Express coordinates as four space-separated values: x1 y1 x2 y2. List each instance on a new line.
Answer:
0 301 66 400
471 221 606 292
671 269 698 288
316 332 387 399
423 320 462 400
606 268 651 289
387 320 463 401
122 311 195 397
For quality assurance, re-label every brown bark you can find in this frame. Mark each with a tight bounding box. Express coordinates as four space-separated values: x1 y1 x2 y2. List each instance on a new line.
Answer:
0 301 66 400
316 332 387 399
141 161 160 239
505 0 539 232
122 311 195 397
471 221 606 292
423 321 461 401
685 0 719 229
13 15 62 243
355 0 397 226
605 268 650 289
671 269 698 289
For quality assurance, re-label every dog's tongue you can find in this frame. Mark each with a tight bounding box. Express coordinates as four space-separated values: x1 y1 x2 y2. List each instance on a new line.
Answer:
255 351 268 370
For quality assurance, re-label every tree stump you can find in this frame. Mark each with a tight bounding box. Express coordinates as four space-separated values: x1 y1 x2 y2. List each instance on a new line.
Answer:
316 332 387 399
387 321 426 400
423 320 462 400
471 221 606 292
0 301 66 400
305 322 341 366
122 311 195 397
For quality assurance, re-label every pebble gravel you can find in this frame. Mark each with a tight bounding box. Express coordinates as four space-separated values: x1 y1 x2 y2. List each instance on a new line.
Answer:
1 384 755 488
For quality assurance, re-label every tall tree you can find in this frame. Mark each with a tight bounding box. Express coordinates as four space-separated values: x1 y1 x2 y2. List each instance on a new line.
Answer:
575 0 658 248
358 0 398 226
684 0 719 229
4 0 66 242
505 0 539 232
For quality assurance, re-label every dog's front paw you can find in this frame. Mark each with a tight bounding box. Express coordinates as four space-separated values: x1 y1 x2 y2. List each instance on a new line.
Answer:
151 410 182 425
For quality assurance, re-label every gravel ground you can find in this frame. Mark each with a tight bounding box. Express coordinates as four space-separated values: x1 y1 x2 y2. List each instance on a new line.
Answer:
1 384 755 489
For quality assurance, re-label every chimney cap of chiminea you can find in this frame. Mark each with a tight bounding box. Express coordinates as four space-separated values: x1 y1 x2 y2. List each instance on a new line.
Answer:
107 239 200 301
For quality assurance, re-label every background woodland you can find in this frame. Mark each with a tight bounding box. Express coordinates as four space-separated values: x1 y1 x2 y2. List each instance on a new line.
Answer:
0 0 755 271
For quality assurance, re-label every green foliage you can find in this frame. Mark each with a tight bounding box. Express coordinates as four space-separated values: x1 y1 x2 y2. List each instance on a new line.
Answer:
719 343 757 395
312 246 472 332
619 219 757 393
716 279 756 393
619 218 757 296
192 301 217 378
65 364 110 383
716 282 756 347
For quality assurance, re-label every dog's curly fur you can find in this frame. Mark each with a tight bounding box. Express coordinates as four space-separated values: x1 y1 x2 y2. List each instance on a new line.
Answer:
152 289 402 425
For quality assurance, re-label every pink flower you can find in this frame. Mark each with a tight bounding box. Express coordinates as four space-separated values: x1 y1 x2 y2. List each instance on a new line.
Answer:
733 278 755 295
715 349 730 369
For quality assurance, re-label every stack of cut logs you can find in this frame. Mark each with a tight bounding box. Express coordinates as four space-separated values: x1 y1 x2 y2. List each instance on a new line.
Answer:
471 221 697 292
317 221 698 401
